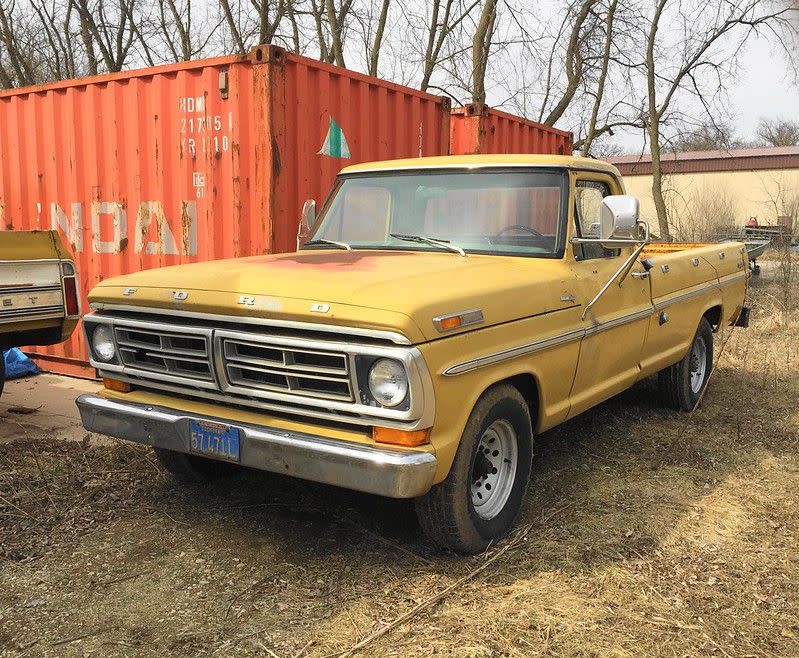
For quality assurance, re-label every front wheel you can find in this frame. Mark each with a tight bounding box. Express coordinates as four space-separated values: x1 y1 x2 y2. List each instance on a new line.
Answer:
415 384 533 554
658 317 713 411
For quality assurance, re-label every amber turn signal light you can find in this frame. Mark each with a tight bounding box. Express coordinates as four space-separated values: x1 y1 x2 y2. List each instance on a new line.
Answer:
103 378 131 393
438 316 461 330
373 426 431 447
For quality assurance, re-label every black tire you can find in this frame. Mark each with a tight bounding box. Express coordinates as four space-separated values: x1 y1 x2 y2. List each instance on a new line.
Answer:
415 384 533 554
658 317 713 412
153 447 240 483
0 352 5 398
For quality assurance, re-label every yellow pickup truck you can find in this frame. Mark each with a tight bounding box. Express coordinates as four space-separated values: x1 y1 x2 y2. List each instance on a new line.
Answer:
76 155 749 553
1 230 80 394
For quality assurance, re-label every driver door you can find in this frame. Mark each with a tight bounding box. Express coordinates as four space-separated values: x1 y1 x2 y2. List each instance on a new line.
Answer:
567 174 652 418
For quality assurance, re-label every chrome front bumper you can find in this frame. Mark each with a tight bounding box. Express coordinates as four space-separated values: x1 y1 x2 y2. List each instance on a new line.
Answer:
76 394 437 498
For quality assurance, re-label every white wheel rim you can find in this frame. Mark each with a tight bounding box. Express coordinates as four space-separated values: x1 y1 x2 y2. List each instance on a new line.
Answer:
470 419 518 520
689 337 708 394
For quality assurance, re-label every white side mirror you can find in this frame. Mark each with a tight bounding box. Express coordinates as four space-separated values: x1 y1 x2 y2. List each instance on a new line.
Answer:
297 199 316 249
600 195 639 241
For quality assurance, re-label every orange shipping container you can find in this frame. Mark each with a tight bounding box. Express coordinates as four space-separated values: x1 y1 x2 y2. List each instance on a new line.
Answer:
450 103 572 156
0 46 451 377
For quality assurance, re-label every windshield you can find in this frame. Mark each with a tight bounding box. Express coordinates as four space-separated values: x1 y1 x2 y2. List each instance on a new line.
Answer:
304 169 568 257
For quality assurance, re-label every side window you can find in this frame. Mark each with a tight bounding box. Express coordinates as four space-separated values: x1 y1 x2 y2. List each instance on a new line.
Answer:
574 180 618 260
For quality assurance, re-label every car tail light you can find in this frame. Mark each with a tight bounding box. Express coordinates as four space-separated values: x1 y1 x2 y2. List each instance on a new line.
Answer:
62 262 80 316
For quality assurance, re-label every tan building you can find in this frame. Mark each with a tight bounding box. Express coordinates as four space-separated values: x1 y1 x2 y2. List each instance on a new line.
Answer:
608 147 799 240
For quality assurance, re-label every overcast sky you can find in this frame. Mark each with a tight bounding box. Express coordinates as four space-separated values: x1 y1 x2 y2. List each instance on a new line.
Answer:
609 32 799 152
730 35 799 139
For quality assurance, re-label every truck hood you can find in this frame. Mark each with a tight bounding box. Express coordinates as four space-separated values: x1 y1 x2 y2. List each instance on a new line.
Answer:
90 250 576 343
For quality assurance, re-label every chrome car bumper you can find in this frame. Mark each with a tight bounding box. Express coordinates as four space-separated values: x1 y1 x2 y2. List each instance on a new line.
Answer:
75 394 437 498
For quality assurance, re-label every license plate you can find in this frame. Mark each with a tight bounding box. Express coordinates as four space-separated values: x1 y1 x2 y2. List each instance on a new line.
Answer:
189 420 240 463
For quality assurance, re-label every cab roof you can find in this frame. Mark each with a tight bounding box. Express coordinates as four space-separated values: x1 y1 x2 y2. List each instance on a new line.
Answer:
340 153 621 176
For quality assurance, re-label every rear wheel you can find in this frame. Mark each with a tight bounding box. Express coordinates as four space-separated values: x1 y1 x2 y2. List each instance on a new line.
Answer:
658 317 713 411
415 384 533 554
0 352 5 398
153 447 240 483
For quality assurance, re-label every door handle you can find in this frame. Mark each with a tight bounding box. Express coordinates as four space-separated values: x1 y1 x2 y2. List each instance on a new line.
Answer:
631 271 649 279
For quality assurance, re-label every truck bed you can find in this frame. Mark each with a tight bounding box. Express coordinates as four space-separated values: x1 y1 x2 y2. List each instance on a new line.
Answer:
635 240 748 376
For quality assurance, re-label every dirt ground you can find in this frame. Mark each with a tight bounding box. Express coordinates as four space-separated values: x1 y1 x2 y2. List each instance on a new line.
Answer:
1 268 798 658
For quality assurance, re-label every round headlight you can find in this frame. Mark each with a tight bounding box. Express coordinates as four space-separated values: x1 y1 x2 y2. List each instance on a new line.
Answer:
92 325 116 362
368 359 409 407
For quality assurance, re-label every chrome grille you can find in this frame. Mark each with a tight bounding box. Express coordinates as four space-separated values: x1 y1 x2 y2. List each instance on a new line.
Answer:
87 309 428 429
115 326 214 383
222 337 352 401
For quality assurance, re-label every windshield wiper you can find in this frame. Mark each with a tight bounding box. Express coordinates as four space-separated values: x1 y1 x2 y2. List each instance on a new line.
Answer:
304 238 352 251
389 233 466 256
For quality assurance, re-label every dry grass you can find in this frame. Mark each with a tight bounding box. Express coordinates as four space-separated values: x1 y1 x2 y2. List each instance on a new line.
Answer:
1 272 798 658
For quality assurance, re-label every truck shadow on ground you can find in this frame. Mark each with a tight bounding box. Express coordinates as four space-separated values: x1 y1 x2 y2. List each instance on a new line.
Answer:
138 361 770 573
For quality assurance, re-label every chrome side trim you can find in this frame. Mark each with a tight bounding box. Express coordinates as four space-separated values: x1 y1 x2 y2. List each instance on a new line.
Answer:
443 307 654 376
653 283 715 311
583 307 653 337
0 258 64 264
76 394 438 499
443 327 586 376
717 272 747 288
652 274 744 311
89 303 412 345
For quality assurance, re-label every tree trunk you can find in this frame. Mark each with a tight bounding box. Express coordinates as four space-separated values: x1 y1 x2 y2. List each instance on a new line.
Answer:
471 0 496 104
645 0 671 240
368 0 390 76
580 0 616 156
649 126 671 240
220 0 246 54
326 0 346 67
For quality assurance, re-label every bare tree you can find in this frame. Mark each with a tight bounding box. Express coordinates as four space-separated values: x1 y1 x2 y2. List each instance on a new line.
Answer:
415 0 479 93
0 1 38 86
756 117 799 146
666 180 738 242
74 0 140 72
643 0 793 240
219 0 246 53
760 174 798 323
325 0 351 66
539 0 597 126
578 0 616 155
470 0 496 103
363 0 389 75
219 0 291 54
672 120 742 152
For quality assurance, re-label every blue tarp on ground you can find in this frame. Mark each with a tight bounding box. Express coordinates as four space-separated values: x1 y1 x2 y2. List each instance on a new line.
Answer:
3 348 39 379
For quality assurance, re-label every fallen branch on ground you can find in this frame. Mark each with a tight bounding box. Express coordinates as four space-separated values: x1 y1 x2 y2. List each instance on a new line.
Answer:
324 503 572 658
